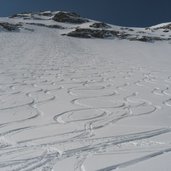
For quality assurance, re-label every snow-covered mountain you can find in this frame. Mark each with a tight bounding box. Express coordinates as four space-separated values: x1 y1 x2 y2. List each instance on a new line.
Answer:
0 11 171 171
1 11 171 41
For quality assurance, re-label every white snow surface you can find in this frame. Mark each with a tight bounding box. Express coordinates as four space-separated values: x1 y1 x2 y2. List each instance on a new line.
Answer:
0 12 171 171
150 22 171 29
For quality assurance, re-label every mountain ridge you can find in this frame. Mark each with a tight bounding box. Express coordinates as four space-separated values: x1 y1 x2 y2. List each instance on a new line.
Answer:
0 11 171 42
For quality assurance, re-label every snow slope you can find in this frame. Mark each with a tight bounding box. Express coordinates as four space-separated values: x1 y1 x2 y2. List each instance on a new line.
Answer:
0 11 171 171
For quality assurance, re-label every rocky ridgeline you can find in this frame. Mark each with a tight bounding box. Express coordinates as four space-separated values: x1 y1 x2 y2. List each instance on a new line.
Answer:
66 27 171 42
1 11 171 42
10 11 89 24
10 11 53 20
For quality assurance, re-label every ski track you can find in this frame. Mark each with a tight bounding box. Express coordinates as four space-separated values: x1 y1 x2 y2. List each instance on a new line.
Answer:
0 25 171 171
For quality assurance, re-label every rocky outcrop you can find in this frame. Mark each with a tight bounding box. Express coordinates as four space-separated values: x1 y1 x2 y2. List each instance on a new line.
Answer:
52 12 89 24
26 23 65 29
39 11 53 17
89 22 111 29
127 35 170 42
0 22 21 31
10 12 51 20
66 28 127 38
66 28 171 42
10 13 31 20
150 24 171 33
154 24 171 30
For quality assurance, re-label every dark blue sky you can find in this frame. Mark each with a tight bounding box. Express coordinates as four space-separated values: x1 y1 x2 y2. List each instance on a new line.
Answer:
0 0 171 27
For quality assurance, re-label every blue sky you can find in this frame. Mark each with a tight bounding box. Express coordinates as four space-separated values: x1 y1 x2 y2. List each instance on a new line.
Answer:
0 0 171 27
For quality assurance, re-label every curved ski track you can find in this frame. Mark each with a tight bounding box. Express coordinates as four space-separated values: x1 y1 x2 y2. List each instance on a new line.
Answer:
0 27 171 171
